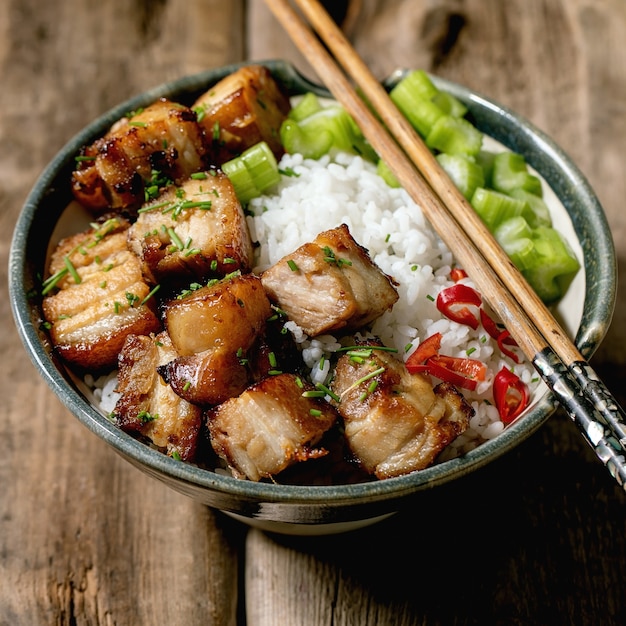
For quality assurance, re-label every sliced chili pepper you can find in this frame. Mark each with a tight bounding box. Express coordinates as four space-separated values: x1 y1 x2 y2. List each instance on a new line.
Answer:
405 332 442 371
436 283 482 330
479 309 515 345
425 354 487 391
406 333 486 391
450 267 468 282
493 367 529 423
479 309 520 362
496 329 520 363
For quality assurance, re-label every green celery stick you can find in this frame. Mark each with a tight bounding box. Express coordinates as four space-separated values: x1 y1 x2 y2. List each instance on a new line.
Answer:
289 92 324 122
491 151 543 196
494 217 536 271
475 151 497 188
523 226 581 303
377 159 401 188
436 153 485 200
432 91 468 118
470 187 532 229
426 114 483 156
222 141 281 204
509 188 552 228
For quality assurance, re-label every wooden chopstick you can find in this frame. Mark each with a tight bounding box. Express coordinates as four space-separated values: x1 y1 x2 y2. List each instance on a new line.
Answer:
266 0 626 488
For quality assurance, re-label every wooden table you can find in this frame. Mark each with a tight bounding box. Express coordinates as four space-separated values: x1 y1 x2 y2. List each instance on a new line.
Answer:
2 1 626 623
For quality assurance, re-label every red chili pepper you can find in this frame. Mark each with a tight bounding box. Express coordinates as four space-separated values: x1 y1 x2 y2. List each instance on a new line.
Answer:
406 332 486 391
425 355 487 391
436 284 482 330
493 367 529 423
405 332 442 371
479 309 520 363
450 267 468 282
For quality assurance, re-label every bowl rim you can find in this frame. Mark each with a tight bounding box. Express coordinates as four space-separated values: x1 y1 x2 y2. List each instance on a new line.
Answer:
8 59 616 509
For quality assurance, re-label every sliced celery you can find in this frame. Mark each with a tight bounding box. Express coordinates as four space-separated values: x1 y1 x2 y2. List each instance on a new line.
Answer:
470 187 532 229
509 188 552 228
436 153 485 200
222 141 281 204
432 91 468 118
426 115 483 156
390 70 440 102
522 226 581 303
377 159 401 188
494 217 536 271
280 105 376 161
280 119 334 160
475 151 497 188
389 71 445 137
391 92 444 138
289 92 324 122
491 152 543 196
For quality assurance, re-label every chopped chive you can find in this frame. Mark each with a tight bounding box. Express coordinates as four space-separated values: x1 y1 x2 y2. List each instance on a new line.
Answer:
315 383 340 403
336 344 398 354
64 256 81 284
343 366 386 397
140 284 161 306
167 227 184 251
41 268 69 295
302 390 326 398
287 259 299 271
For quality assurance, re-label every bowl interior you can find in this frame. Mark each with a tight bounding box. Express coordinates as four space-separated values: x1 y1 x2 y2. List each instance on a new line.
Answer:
8 60 616 529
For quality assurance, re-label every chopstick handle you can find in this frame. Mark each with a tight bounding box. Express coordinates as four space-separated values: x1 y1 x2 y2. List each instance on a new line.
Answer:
569 361 626 450
535 350 626 488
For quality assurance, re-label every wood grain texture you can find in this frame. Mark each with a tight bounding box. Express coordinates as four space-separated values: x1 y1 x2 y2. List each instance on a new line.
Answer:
2 1 626 625
0 1 246 624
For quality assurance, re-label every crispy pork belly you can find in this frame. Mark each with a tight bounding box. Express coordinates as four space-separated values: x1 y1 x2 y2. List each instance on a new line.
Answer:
160 273 273 405
192 65 291 164
42 218 161 373
71 99 207 215
330 339 472 479
206 373 338 481
158 348 250 407
114 332 203 461
163 273 271 356
261 224 399 337
127 170 254 284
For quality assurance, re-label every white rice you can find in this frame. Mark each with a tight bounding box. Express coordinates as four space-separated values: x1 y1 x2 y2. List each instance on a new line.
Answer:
247 150 541 457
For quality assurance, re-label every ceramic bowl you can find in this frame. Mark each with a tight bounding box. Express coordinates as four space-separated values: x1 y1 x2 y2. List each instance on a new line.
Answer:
9 60 616 534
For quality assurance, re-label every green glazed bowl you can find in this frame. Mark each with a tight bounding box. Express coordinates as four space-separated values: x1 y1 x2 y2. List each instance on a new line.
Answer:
9 60 616 534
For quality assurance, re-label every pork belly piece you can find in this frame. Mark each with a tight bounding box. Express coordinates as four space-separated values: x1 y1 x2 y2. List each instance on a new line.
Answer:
114 332 203 461
330 339 472 479
71 99 207 215
42 218 161 373
206 373 338 481
192 65 291 164
158 348 251 408
127 170 254 285
163 273 271 356
159 273 272 405
261 224 399 337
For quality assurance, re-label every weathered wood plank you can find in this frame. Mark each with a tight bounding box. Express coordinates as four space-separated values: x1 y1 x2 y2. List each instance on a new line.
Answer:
0 1 246 624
